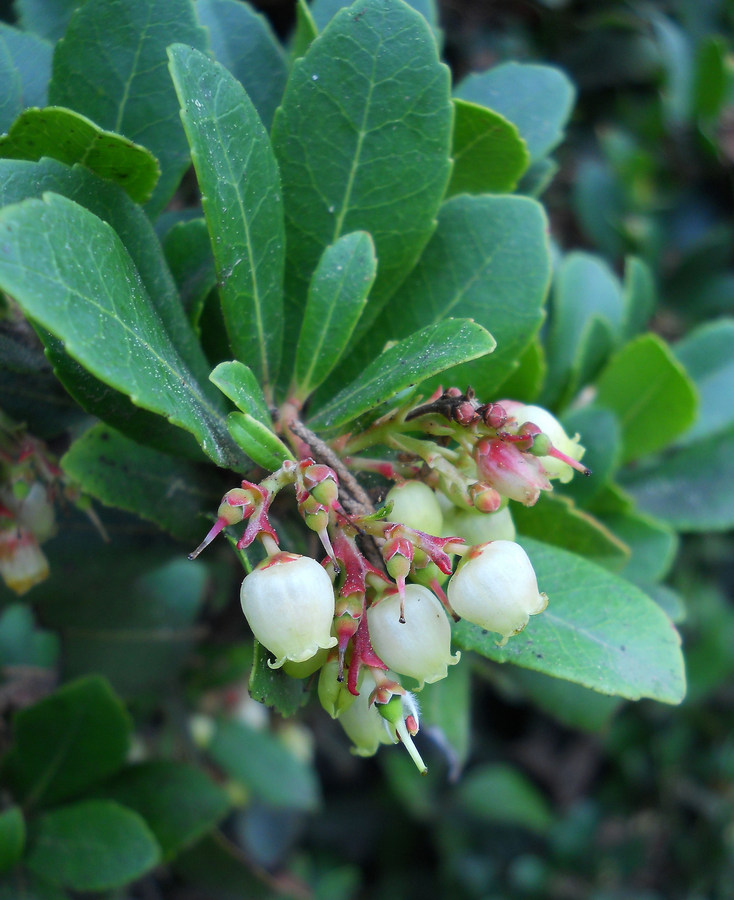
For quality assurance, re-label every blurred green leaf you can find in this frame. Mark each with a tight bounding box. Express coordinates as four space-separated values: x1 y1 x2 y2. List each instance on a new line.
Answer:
15 0 80 43
693 35 727 120
0 806 24 874
61 424 223 543
512 493 630 572
0 604 58 668
26 800 160 891
622 256 656 338
447 99 529 196
197 0 287 130
292 0 318 59
48 0 208 216
0 24 51 133
556 406 621 507
209 718 321 811
453 537 686 704
376 194 549 398
272 0 452 355
0 107 159 204
0 872 68 899
622 423 734 532
493 337 547 403
96 761 231 861
173 832 270 899
595 333 698 462
603 510 678 584
294 231 377 400
1 675 131 808
0 193 243 469
455 62 575 163
543 250 624 408
456 763 553 833
169 43 285 391
162 218 216 329
308 319 496 432
673 318 734 444
420 657 471 775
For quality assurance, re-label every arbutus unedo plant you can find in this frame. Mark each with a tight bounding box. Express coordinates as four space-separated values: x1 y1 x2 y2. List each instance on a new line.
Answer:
0 0 702 892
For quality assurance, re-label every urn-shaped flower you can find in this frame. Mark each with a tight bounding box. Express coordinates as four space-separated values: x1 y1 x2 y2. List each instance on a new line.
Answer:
385 481 443 535
447 540 547 642
474 438 552 506
240 551 337 668
501 401 585 483
367 584 459 687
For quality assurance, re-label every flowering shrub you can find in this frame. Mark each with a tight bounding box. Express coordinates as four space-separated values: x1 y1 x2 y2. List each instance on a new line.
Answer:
0 0 707 893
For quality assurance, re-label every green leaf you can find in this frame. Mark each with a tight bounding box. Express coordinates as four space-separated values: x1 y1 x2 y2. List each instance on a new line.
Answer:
208 718 320 811
455 62 575 163
15 0 80 43
227 412 295 471
543 250 625 408
622 256 656 339
169 44 285 392
173 833 271 899
0 107 159 204
517 156 559 197
603 510 677 584
0 24 51 133
0 604 59 668
248 639 313 717
26 800 160 892
456 763 552 833
292 0 318 59
452 537 686 704
294 231 377 400
420 658 471 774
210 361 271 424
95 761 231 861
0 192 244 469
1 675 131 808
376 194 549 398
0 873 68 900
556 406 621 507
505 667 622 732
61 424 223 543
622 424 734 532
48 0 208 216
512 493 630 572
0 807 24 874
271 0 452 354
39 558 209 697
673 318 734 444
197 0 287 131
595 333 698 462
308 319 496 432
309 0 441 43
447 99 529 196
694 35 727 120
493 337 546 403
162 217 216 328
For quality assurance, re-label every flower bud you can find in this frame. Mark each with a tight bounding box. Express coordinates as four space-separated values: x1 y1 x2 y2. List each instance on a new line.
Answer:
501 402 585 483
385 481 443 536
240 552 337 668
447 540 547 643
366 585 459 688
338 672 395 756
318 654 358 718
442 505 516 545
0 527 49 595
16 482 56 543
468 482 502 513
474 438 551 506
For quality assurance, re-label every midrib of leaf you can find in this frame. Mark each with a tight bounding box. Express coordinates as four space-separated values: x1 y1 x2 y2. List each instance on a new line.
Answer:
207 86 271 388
439 234 509 318
22 714 84 811
614 375 671 429
23 248 225 435
297 261 360 392
330 50 378 243
114 11 151 134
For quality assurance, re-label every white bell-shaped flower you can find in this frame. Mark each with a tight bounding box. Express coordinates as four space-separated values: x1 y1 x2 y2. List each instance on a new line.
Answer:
447 540 547 643
385 481 443 535
240 551 337 668
338 671 395 756
443 505 516 545
501 401 585 483
367 585 460 688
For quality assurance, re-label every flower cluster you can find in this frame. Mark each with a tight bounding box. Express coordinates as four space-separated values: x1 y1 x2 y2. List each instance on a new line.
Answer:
191 389 587 772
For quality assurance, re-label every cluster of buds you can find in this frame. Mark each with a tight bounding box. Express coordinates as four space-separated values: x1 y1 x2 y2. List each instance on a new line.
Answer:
191 390 588 772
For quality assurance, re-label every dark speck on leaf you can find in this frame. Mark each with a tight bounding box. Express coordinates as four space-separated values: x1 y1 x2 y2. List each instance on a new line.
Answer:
99 432 109 441
535 653 543 659
481 628 488 636
620 645 626 652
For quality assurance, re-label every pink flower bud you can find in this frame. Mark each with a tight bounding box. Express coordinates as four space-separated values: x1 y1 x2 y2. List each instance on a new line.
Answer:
366 585 460 688
474 438 551 506
447 540 547 643
385 481 443 535
240 552 337 668
501 402 585 483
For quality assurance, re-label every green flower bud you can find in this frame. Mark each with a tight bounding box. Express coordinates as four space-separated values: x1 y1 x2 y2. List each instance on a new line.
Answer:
442 505 516 545
385 481 443 535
